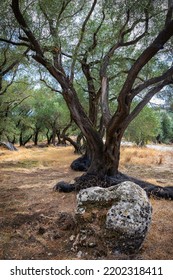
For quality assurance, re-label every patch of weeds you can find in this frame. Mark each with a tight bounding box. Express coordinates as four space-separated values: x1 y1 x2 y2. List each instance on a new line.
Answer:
0 160 39 169
17 160 39 168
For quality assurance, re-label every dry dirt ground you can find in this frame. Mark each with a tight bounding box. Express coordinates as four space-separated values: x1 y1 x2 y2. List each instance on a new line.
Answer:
0 145 173 260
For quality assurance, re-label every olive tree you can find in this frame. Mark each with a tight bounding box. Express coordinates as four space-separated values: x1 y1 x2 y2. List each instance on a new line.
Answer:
1 0 173 197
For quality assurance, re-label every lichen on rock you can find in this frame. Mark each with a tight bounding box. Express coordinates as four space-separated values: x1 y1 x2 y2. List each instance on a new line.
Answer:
75 181 152 255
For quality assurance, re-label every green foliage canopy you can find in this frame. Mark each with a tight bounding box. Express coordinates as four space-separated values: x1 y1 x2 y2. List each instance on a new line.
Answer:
124 104 161 145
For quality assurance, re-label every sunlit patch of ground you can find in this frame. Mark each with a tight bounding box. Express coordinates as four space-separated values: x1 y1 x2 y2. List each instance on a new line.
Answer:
0 144 173 259
120 146 173 187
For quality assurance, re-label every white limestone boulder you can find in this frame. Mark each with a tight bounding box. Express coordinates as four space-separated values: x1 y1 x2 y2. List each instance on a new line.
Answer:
76 181 152 254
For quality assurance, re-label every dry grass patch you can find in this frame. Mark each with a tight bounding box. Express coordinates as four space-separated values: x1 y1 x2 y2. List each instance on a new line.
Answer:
0 146 78 170
120 146 165 167
142 198 173 259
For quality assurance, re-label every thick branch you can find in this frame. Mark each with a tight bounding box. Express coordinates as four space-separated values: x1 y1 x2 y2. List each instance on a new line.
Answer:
165 0 173 26
121 19 173 97
100 42 120 77
122 79 173 130
81 59 99 126
107 19 173 134
101 77 111 126
131 66 173 98
11 0 43 55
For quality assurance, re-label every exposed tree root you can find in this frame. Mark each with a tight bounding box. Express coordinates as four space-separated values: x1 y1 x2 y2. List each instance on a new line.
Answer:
54 173 173 200
53 157 173 200
70 155 91 171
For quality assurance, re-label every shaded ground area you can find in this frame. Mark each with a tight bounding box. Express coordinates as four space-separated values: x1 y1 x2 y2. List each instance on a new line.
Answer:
0 145 173 259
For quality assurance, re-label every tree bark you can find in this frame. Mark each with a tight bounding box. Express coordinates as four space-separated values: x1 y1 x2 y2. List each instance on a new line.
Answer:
34 130 39 146
52 128 56 146
19 132 24 146
46 129 52 145
23 134 33 146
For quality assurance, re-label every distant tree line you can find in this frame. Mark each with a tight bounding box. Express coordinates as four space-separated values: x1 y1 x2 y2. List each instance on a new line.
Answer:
0 80 82 149
125 105 173 146
0 79 172 148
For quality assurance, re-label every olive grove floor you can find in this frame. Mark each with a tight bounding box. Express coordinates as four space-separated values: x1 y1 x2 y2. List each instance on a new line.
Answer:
0 145 173 259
